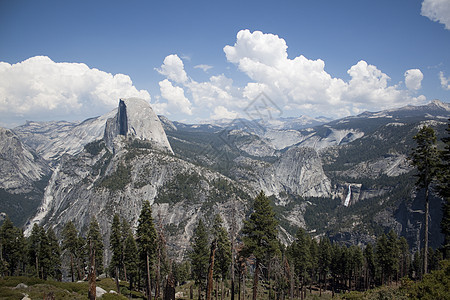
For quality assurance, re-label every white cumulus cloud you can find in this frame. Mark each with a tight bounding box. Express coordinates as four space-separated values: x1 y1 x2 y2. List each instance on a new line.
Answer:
440 71 450 90
157 55 244 118
156 54 189 84
0 56 150 126
158 79 192 115
210 105 238 120
194 64 213 72
223 30 425 117
421 0 450 30
404 69 424 90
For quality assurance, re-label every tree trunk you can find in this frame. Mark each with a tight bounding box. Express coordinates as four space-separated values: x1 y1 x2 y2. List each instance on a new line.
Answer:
252 258 260 300
115 266 121 294
300 276 304 300
424 187 429 274
206 241 217 300
70 253 74 282
164 274 175 300
123 263 127 283
190 284 194 299
147 254 151 300
238 272 241 300
319 273 322 296
35 255 39 278
156 248 161 300
268 260 271 300
88 244 96 300
289 267 293 300
243 271 246 300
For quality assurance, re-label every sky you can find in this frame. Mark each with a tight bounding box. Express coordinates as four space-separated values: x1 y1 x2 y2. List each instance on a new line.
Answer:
0 0 449 127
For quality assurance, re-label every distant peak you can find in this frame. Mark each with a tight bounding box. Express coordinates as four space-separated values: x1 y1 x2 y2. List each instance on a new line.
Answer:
104 98 173 154
429 99 450 110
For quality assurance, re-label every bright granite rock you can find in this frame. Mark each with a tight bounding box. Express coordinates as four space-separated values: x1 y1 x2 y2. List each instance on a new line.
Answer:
104 98 173 154
0 127 50 192
14 111 115 163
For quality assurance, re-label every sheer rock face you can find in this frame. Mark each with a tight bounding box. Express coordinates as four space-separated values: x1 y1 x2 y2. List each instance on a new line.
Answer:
24 143 249 261
104 98 173 154
0 127 50 192
13 112 115 164
256 147 332 198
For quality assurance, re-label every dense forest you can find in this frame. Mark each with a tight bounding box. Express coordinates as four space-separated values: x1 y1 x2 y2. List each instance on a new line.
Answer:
0 123 449 299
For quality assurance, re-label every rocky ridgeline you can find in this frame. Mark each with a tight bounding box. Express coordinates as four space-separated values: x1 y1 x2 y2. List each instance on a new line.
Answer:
0 99 448 263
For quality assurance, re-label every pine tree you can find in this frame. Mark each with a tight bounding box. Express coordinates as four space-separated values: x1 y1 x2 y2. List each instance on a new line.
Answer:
439 119 450 258
212 214 231 300
349 245 363 290
288 228 311 299
386 230 399 284
28 224 42 277
241 191 278 300
190 219 209 300
398 237 409 279
363 243 375 290
87 216 104 276
46 227 61 280
410 125 440 273
308 238 319 293
110 214 123 280
318 237 331 295
136 200 157 299
38 226 52 280
123 227 138 290
375 233 389 285
62 221 79 282
0 217 26 276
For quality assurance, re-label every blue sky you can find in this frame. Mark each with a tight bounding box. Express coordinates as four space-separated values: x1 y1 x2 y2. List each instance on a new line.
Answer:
0 0 449 127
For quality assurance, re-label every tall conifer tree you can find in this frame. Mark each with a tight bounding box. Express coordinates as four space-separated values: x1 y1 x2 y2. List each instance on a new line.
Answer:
190 219 209 300
241 191 278 300
410 125 440 273
87 216 104 276
136 200 157 299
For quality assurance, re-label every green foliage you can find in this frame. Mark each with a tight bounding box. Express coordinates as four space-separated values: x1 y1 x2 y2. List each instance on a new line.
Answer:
288 228 311 283
173 261 191 284
87 216 104 275
403 259 450 299
410 126 440 189
46 227 62 280
136 200 157 292
241 191 279 261
122 221 138 289
109 214 123 275
84 139 106 156
99 163 132 191
0 217 27 276
155 173 202 205
27 224 60 280
439 120 450 258
212 214 232 280
190 219 209 287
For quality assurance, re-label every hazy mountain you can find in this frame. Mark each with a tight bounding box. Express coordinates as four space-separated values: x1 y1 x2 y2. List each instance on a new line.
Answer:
0 127 51 225
2 99 449 263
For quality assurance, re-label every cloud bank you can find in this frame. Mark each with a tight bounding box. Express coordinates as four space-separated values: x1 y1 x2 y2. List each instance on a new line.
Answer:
223 30 425 117
0 56 150 126
440 71 450 90
404 69 424 90
421 0 450 30
155 30 426 121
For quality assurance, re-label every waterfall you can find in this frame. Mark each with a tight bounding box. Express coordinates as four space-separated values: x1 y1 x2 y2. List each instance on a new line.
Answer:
344 184 351 207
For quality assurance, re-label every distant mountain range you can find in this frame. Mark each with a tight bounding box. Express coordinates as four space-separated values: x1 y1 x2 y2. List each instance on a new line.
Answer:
0 99 449 262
